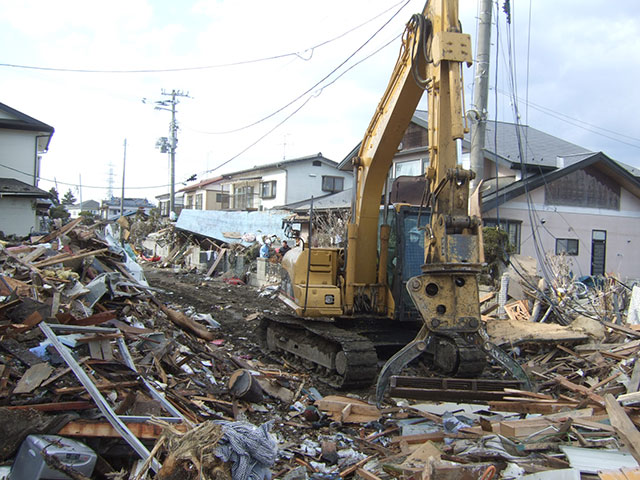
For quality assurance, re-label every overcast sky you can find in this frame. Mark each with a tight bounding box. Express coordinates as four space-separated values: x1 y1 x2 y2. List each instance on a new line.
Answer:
1 0 639 203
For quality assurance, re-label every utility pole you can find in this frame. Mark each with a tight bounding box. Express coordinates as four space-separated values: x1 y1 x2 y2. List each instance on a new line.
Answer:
120 139 127 218
144 89 190 218
469 0 492 193
78 174 83 210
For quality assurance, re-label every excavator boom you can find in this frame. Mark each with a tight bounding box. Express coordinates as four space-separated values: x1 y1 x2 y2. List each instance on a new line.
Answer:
264 0 531 397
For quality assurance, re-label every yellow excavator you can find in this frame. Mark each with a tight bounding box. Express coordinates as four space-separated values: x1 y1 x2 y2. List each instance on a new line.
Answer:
260 0 530 403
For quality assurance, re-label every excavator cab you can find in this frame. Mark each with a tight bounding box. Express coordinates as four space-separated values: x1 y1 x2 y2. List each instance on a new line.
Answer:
385 204 431 322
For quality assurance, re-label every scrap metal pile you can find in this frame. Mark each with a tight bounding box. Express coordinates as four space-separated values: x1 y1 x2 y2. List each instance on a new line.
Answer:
0 218 639 479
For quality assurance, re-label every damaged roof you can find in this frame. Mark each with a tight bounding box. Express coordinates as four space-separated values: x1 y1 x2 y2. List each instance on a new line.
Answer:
176 209 290 245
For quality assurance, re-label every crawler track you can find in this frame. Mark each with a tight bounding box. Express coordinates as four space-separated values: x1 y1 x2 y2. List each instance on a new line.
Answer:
259 315 379 389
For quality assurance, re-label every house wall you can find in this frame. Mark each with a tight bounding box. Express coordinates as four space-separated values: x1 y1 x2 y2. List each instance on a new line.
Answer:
259 171 286 209
0 130 37 185
485 186 640 281
68 206 99 219
285 162 353 204
0 197 37 236
203 186 229 210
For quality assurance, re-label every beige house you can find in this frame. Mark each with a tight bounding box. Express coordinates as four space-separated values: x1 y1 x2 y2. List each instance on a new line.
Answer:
0 102 54 236
335 111 640 281
180 176 229 212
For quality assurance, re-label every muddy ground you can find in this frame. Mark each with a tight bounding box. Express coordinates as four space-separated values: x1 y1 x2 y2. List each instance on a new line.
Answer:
143 266 372 399
144 267 287 346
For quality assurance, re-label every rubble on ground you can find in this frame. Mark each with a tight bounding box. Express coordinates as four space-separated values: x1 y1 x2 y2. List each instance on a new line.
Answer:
0 219 639 479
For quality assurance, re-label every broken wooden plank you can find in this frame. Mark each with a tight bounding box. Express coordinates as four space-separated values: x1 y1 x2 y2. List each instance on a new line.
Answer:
598 467 640 480
628 361 640 394
555 375 605 407
36 217 83 244
356 467 383 480
602 321 640 339
33 247 110 268
389 432 448 444
6 401 95 412
13 362 54 394
489 401 583 415
21 245 48 263
58 419 187 440
604 393 640 463
316 395 380 423
206 248 227 277
618 392 640 406
54 381 140 395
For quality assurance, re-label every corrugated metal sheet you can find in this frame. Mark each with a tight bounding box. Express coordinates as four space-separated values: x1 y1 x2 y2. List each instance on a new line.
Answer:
560 446 639 474
176 209 290 246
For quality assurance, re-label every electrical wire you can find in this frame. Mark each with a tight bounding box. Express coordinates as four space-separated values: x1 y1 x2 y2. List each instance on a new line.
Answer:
197 33 402 178
27 30 403 192
0 1 410 74
0 161 174 191
186 1 410 135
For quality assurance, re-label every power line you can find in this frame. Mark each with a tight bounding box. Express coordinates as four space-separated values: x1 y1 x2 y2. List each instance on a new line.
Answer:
185 1 410 135
197 33 402 178
4 29 402 193
0 1 409 74
4 3 410 193
0 161 173 190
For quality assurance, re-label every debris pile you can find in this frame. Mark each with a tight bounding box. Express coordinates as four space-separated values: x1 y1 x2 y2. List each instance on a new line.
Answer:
0 220 639 479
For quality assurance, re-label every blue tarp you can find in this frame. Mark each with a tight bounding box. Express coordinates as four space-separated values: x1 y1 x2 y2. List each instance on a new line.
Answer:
175 209 290 246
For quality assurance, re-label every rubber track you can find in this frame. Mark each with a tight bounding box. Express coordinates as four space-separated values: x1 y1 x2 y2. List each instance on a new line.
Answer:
260 315 378 389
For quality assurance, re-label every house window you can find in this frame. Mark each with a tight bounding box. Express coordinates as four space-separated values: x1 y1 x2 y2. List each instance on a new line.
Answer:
234 186 255 209
260 180 277 199
313 160 322 167
195 193 203 210
216 192 230 209
322 176 344 192
556 238 579 256
394 159 422 178
185 194 194 209
483 219 521 254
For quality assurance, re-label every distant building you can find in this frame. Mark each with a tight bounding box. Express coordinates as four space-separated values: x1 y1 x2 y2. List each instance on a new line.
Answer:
180 176 228 212
155 192 184 217
165 153 352 216
68 200 100 219
0 102 54 236
101 197 155 220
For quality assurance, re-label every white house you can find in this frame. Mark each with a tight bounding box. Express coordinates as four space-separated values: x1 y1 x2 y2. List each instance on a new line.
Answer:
0 102 54 236
175 153 353 213
68 200 100 219
155 192 184 217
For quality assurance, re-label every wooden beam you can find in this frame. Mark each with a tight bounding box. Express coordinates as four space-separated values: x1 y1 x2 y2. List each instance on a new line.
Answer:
602 321 640 339
6 401 95 412
206 248 227 277
604 393 640 463
58 419 187 440
33 248 110 268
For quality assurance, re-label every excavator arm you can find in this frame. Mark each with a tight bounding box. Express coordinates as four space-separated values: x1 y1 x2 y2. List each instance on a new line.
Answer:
344 8 433 316
269 0 531 396
371 0 531 403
